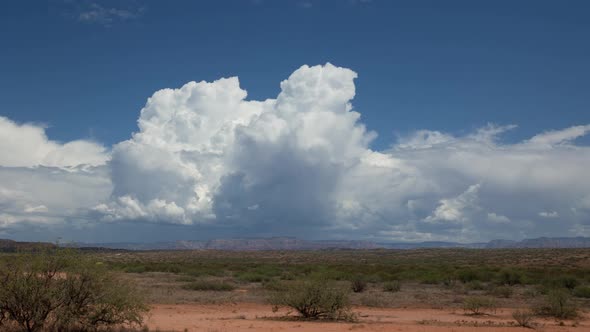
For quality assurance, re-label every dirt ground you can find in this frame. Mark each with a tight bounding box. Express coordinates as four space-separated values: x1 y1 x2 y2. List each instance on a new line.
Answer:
144 303 587 332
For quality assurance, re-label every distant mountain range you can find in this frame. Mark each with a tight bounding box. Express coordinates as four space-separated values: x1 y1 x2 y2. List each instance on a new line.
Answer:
72 238 381 251
69 236 590 251
484 237 590 249
2 236 590 252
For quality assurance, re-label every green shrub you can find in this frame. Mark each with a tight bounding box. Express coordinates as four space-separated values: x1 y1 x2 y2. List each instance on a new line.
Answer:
280 272 295 280
542 277 580 292
415 272 445 285
535 289 578 319
498 269 522 286
383 280 401 292
489 285 513 298
309 270 348 281
466 280 485 291
270 279 353 320
457 269 479 283
0 249 147 332
124 265 148 274
236 272 270 283
364 274 382 283
573 285 590 298
441 275 457 288
523 287 541 298
122 262 182 274
561 277 579 290
512 309 535 328
183 280 236 291
262 279 287 292
462 296 497 315
350 277 367 293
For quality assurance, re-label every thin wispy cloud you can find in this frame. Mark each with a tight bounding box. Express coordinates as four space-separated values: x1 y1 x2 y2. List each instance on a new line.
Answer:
76 2 145 27
297 1 313 9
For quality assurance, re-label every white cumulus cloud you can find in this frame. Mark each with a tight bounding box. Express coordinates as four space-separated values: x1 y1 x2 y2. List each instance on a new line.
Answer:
487 213 511 224
1 64 590 242
539 211 559 218
424 184 481 224
0 117 111 231
0 116 109 168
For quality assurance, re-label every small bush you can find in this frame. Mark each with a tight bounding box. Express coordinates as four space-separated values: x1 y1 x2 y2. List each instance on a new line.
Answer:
309 270 348 281
523 287 540 299
350 277 367 293
466 280 485 291
262 279 287 292
489 285 513 298
543 276 580 291
270 279 353 320
441 275 457 288
280 272 295 280
417 272 446 285
560 277 579 290
573 285 590 298
498 269 522 286
124 265 148 274
462 296 497 315
457 270 479 283
535 289 578 319
383 281 401 292
237 272 270 283
183 280 236 291
512 309 535 328
364 274 382 283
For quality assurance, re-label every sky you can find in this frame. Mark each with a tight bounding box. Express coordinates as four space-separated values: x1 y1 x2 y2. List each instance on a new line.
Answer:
0 0 589 243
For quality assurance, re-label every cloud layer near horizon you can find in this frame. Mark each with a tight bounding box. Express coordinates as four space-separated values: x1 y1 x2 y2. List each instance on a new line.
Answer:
1 64 590 242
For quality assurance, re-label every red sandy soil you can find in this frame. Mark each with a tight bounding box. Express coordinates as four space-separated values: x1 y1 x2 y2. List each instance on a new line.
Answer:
145 303 587 332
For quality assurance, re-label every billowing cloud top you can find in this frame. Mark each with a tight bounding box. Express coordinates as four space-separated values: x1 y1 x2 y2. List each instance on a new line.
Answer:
1 64 590 242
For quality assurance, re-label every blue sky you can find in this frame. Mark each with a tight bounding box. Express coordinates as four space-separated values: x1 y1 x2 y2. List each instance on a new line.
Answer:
2 0 589 149
1 0 590 243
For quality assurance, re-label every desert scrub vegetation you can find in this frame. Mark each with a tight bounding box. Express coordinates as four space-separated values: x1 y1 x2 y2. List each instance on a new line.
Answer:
262 279 288 291
512 309 536 328
465 280 485 291
573 285 590 298
102 248 590 287
269 279 354 321
462 296 497 315
0 248 147 332
488 285 513 298
498 269 523 285
534 289 579 319
182 280 236 291
383 280 401 292
350 276 367 293
90 248 590 311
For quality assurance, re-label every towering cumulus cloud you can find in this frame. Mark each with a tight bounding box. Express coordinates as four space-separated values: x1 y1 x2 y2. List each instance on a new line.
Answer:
95 64 374 232
1 63 590 241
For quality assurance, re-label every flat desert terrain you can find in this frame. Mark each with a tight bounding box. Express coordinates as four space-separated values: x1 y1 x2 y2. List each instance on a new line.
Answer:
3 248 589 331
107 249 589 331
145 303 587 332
